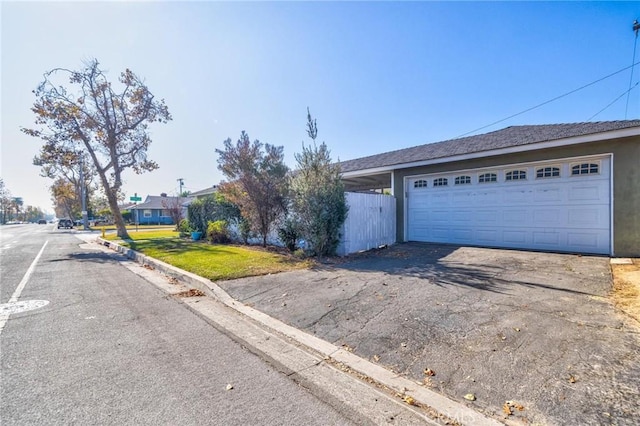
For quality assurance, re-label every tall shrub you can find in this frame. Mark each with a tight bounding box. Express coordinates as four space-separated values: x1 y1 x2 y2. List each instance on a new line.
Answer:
216 131 289 247
187 193 241 234
290 109 348 257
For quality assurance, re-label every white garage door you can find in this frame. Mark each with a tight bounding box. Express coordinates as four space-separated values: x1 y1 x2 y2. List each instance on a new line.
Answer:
406 156 611 254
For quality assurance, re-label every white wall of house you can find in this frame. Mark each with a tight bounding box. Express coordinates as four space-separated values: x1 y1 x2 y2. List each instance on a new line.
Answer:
337 192 396 256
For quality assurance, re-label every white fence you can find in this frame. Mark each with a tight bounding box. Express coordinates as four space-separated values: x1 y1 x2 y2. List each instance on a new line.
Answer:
337 192 396 256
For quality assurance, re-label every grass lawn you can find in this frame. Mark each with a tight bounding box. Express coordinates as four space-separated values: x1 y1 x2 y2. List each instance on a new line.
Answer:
104 230 312 281
99 224 176 232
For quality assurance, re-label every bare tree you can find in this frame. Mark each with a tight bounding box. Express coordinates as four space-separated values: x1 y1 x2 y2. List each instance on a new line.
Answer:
162 196 187 230
22 59 171 239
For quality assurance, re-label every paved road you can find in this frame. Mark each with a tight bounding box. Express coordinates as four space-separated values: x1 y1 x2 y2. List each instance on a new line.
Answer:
0 224 355 425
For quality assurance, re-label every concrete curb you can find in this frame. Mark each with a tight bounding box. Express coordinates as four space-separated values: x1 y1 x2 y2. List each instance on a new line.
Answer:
96 237 504 426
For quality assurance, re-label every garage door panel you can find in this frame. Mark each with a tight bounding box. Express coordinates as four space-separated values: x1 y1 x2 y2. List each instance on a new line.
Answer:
448 228 474 241
503 230 527 244
532 231 561 246
452 211 473 222
406 156 611 254
452 192 474 204
476 210 499 224
503 189 531 202
503 209 529 224
567 232 601 249
476 190 499 203
476 229 500 242
568 184 607 201
432 227 451 240
431 210 451 223
430 193 450 205
534 209 563 225
568 206 607 227
534 187 562 202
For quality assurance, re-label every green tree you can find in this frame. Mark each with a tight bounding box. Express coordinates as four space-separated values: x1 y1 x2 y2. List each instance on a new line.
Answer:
0 179 12 224
22 59 171 239
290 109 348 257
24 205 45 222
216 131 289 247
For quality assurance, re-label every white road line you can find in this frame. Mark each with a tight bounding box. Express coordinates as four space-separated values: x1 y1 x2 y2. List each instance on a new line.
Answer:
8 240 48 303
0 240 48 335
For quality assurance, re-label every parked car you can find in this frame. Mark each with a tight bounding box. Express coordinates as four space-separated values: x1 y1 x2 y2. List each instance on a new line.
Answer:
90 217 109 226
58 218 74 229
38 219 47 224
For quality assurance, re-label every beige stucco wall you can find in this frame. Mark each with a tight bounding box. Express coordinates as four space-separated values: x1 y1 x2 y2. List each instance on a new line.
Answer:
391 135 640 257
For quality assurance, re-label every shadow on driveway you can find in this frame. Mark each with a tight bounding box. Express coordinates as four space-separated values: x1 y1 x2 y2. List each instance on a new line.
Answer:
219 242 640 425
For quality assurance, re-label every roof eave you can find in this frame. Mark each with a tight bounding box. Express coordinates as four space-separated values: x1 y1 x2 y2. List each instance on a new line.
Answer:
342 126 640 178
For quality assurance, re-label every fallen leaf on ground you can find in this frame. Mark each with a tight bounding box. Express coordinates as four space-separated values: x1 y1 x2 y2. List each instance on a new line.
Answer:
372 354 380 362
403 395 416 406
463 393 476 401
341 344 354 352
569 375 577 383
503 403 513 416
175 288 205 297
505 400 525 413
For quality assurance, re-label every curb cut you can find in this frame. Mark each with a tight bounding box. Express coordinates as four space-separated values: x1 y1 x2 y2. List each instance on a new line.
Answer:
96 237 504 426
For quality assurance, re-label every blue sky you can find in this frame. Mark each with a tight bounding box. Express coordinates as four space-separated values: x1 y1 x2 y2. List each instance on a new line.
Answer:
1 1 638 213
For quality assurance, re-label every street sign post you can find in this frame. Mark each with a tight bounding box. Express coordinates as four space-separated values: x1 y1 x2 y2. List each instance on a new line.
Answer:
130 193 141 231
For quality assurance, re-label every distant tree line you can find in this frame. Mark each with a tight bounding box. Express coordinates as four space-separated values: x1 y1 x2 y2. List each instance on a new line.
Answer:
0 179 46 223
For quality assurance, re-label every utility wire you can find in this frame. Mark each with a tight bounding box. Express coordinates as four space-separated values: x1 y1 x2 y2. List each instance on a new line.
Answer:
625 20 640 119
588 82 639 122
456 60 640 138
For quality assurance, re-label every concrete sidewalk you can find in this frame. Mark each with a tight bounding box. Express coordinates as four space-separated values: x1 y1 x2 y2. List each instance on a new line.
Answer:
86 235 503 426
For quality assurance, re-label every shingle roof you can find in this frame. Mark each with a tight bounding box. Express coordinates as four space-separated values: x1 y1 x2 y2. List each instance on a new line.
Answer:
339 120 640 173
190 185 218 197
129 195 193 210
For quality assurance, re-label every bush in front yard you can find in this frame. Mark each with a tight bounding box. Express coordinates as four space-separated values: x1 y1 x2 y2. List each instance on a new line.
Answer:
178 219 192 237
188 193 243 236
207 220 230 244
278 218 300 252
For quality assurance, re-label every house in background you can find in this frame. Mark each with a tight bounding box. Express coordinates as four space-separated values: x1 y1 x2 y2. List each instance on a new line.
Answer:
181 185 219 210
189 185 218 199
339 120 640 257
128 193 194 225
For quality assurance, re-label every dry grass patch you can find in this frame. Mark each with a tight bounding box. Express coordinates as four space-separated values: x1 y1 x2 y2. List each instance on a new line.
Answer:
611 259 640 324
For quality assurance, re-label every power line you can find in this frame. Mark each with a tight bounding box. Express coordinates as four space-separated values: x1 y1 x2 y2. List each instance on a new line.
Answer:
588 82 639 122
456 60 640 139
625 19 640 119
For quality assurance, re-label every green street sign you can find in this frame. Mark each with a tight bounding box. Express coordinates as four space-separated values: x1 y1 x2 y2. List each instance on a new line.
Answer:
130 196 142 202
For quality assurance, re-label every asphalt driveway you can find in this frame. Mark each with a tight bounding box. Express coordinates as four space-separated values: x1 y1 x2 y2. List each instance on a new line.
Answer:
219 243 640 425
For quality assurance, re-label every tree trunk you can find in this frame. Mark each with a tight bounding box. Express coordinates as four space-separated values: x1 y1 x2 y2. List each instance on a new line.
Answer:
105 188 130 239
92 157 130 239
